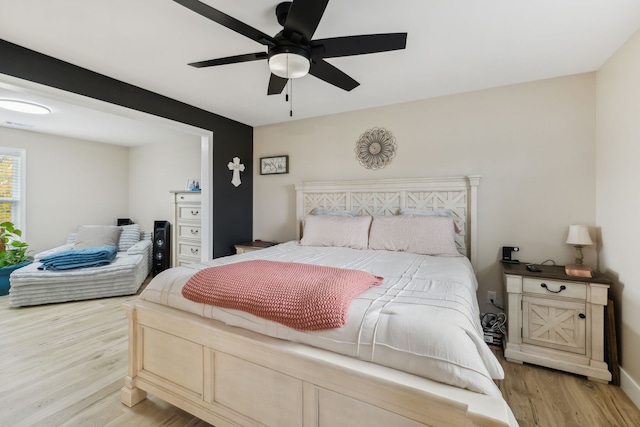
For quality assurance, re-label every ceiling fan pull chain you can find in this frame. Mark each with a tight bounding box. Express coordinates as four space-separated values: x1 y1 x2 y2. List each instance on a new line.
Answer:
286 54 290 102
290 79 293 117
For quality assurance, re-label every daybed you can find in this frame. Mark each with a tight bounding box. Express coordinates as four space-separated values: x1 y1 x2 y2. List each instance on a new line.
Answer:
121 176 517 427
9 225 151 307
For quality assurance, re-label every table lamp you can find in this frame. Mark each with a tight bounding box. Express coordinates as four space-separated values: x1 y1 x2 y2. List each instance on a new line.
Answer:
565 225 593 265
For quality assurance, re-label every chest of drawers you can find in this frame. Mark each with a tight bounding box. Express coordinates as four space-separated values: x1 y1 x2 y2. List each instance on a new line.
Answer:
171 191 201 267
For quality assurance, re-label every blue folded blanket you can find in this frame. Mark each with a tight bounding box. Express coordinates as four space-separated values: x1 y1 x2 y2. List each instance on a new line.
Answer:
38 245 118 271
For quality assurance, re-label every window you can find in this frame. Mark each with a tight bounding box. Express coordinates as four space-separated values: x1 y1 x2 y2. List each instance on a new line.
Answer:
0 148 26 229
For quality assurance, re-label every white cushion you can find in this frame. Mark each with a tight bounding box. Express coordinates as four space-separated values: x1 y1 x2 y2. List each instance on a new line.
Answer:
300 215 371 250
397 208 460 233
73 225 121 249
118 224 141 252
313 208 357 217
368 215 460 256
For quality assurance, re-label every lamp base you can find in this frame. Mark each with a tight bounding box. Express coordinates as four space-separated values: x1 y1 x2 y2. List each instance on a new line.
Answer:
573 245 584 265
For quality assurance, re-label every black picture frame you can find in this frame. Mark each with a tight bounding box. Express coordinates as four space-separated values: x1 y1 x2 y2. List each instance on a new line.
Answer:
260 155 289 175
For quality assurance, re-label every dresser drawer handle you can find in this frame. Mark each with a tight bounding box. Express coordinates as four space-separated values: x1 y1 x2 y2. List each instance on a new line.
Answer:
190 248 199 255
190 229 199 235
540 283 566 293
579 313 586 319
190 210 199 216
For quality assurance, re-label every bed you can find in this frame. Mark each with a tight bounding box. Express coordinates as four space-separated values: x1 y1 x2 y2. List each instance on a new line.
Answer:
120 176 516 426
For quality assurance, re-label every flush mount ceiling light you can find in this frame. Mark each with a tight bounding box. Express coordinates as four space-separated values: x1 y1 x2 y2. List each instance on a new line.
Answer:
0 99 51 115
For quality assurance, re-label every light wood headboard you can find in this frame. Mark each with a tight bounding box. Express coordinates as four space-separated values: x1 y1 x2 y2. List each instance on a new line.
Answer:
295 176 481 270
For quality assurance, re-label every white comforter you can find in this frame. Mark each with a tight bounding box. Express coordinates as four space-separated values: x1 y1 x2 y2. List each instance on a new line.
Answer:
140 241 504 397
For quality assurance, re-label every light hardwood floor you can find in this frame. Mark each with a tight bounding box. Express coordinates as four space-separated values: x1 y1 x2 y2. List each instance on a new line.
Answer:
1 284 639 427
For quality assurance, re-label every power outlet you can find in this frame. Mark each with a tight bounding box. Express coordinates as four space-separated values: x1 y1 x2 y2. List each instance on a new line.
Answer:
487 291 497 304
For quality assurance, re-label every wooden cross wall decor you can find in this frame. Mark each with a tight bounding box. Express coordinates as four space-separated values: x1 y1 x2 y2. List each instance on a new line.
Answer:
227 157 245 187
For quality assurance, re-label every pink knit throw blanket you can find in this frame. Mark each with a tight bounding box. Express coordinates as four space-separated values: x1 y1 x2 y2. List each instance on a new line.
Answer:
182 260 384 331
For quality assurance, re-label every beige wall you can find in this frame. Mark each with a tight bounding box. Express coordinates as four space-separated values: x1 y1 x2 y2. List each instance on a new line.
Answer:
254 73 597 315
1 126 201 254
1 127 129 253
128 140 201 233
596 29 640 402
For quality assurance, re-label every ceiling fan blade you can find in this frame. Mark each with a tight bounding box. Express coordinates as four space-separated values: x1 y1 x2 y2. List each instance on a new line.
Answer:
268 74 289 95
174 0 276 46
283 0 329 43
309 59 359 92
189 52 268 68
312 33 407 59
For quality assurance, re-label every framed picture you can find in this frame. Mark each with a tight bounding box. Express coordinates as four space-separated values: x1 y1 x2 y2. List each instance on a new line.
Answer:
260 155 289 175
186 178 201 191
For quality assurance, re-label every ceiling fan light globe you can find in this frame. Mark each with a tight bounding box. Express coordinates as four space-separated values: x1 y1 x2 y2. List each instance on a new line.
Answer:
268 53 310 79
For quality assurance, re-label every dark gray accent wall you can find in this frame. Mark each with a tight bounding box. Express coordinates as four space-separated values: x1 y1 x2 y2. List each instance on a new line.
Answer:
0 39 253 258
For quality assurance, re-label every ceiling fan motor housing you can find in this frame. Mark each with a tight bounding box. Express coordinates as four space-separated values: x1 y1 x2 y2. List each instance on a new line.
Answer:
270 2 312 79
276 2 293 27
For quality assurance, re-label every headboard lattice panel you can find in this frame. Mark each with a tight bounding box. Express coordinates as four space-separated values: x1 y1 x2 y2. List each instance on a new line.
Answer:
295 176 481 269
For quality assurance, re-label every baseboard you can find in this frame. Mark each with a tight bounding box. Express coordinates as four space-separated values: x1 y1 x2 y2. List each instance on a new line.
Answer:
620 367 640 409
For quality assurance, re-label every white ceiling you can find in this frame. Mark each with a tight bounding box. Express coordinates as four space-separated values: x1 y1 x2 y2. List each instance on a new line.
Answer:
1 0 640 144
0 77 204 146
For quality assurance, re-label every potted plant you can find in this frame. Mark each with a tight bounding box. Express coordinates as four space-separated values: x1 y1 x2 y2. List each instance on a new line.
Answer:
0 221 32 296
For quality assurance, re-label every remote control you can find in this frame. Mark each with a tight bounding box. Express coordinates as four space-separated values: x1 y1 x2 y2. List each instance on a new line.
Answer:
525 263 541 272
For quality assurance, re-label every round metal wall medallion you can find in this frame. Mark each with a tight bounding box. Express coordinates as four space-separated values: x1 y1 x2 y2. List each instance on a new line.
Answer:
355 128 396 170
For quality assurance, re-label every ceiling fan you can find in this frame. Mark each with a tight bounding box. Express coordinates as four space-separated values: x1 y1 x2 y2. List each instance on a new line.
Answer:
174 0 408 95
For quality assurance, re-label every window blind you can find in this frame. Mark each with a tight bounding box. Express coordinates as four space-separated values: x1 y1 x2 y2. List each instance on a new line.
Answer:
0 148 25 228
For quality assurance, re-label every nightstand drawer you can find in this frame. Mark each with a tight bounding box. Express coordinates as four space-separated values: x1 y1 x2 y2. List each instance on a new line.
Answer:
523 278 586 300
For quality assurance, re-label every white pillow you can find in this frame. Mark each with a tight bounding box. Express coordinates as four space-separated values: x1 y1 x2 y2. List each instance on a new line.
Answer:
313 207 357 217
398 208 454 217
73 225 122 249
118 224 141 252
397 208 461 233
300 215 371 249
368 215 460 256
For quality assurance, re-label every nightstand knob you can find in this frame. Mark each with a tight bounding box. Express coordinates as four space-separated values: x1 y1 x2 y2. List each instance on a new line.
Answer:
579 313 586 319
540 283 566 293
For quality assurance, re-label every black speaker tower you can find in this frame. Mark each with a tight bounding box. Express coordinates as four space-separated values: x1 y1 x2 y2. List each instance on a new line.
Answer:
153 220 171 276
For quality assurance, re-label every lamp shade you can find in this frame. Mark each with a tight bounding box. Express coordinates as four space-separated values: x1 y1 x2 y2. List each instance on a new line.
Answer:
565 225 593 246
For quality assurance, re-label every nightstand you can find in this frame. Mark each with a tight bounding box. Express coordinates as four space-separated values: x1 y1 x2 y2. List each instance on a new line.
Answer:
502 263 612 382
234 241 278 254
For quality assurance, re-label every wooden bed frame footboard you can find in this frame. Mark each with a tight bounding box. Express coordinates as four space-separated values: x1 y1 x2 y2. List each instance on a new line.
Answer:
120 300 511 427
